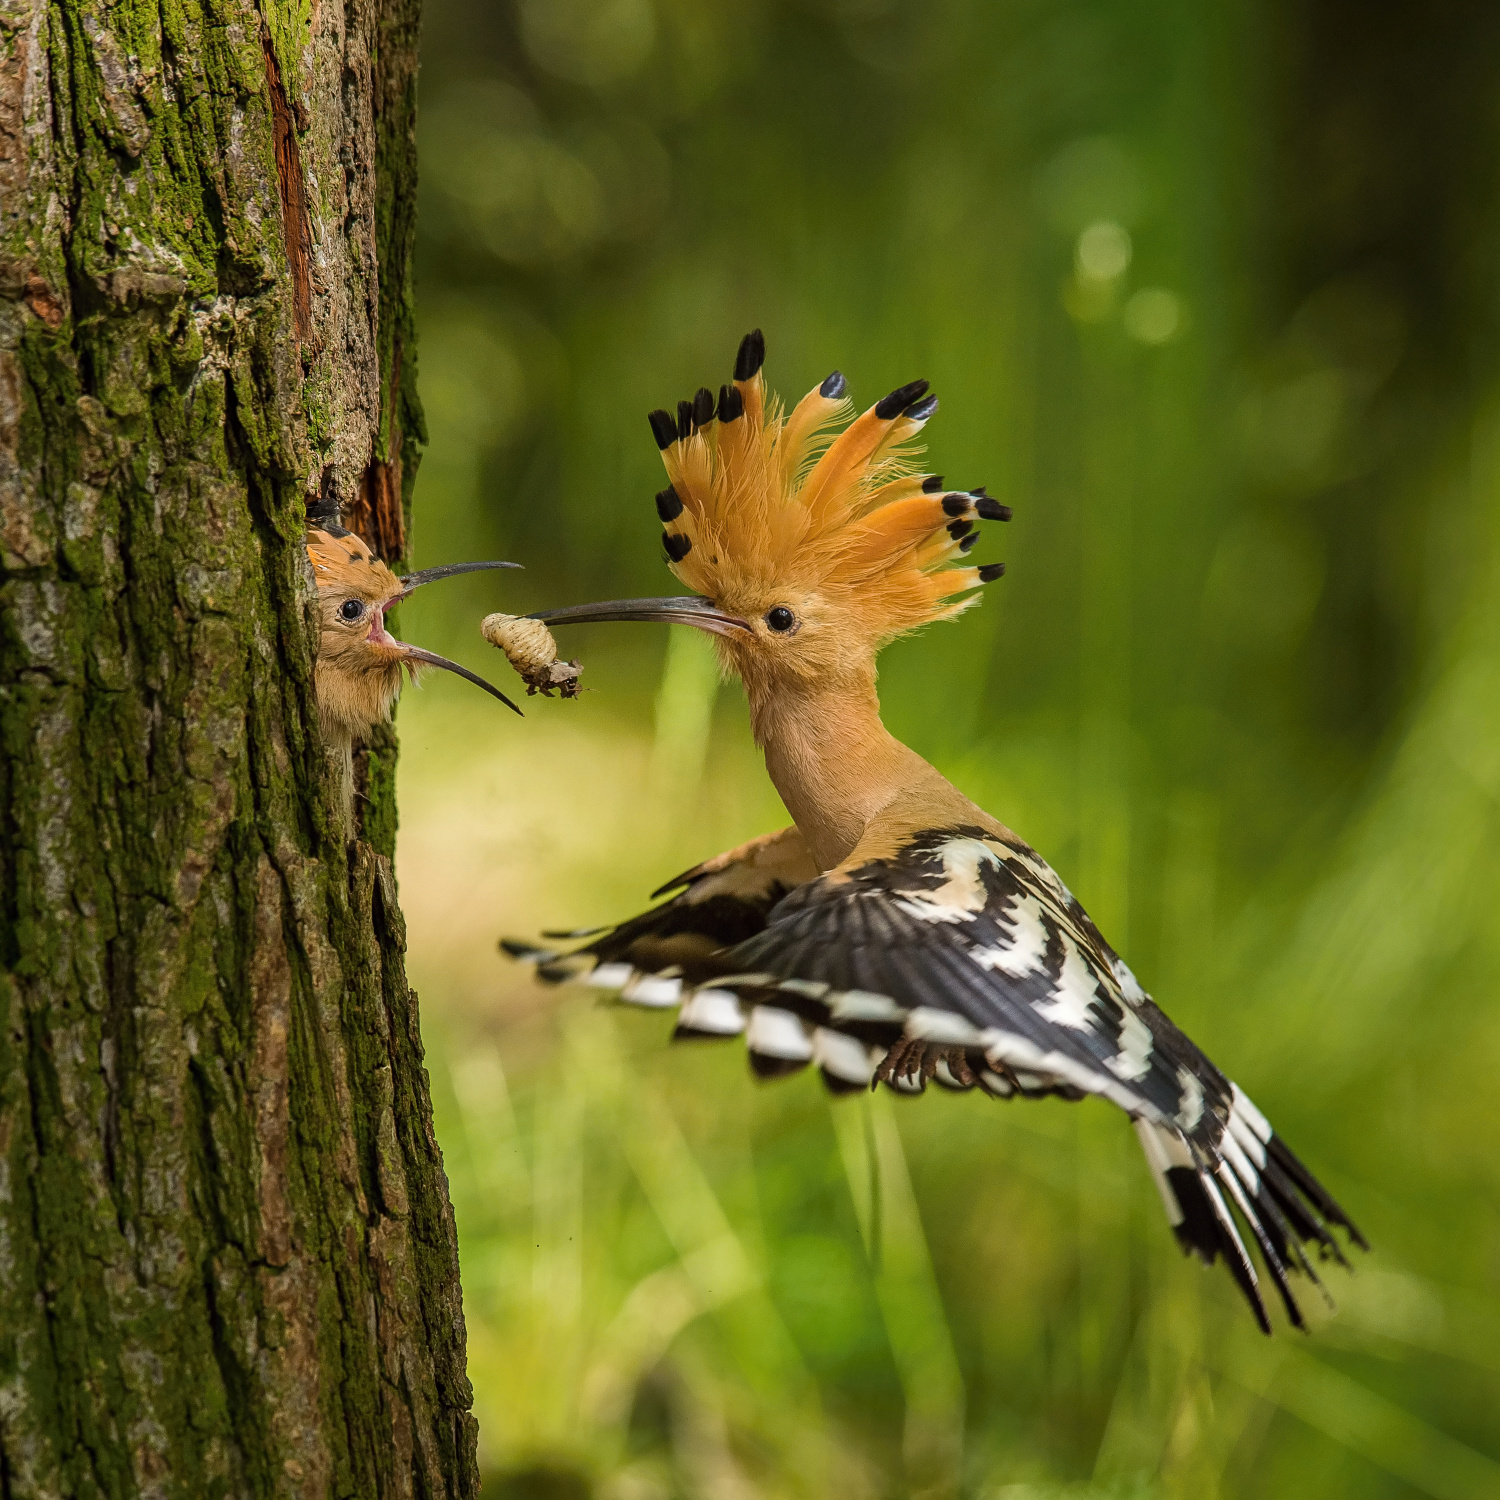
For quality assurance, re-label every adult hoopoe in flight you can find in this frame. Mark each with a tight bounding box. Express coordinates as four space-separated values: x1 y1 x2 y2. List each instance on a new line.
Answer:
507 330 1366 1331
307 518 521 820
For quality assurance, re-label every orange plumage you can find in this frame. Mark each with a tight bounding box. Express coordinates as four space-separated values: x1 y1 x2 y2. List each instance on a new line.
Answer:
510 332 1366 1336
305 523 522 823
307 527 411 742
651 331 1009 654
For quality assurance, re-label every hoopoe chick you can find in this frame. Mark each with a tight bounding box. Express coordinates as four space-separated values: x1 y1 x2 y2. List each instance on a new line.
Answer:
308 524 521 822
506 330 1367 1333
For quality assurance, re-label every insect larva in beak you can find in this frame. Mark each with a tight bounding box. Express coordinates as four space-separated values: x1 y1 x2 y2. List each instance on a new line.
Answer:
481 613 584 698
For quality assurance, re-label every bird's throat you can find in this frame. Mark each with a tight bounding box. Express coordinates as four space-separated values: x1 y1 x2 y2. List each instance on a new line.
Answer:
749 673 940 871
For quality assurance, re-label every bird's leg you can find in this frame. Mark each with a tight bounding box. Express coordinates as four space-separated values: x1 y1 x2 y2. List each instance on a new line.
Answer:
941 1048 978 1087
873 1035 927 1088
874 1039 981 1090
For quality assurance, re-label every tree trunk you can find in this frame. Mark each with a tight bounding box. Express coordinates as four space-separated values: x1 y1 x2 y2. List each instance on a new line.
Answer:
0 0 478 1494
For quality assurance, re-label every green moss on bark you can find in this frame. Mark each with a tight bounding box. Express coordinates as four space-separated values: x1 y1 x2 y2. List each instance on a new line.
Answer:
0 0 476 1493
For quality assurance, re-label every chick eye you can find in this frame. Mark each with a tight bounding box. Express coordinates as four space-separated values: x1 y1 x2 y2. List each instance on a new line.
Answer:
339 599 365 621
765 606 796 633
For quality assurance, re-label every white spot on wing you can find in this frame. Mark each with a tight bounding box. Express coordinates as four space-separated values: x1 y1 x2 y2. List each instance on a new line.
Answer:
979 1028 1164 1119
1112 957 1148 1006
905 1007 981 1045
714 971 777 988
828 989 907 1024
1133 1119 1189 1226
1105 1002 1156 1082
586 962 634 991
1221 1129 1261 1196
746 1006 814 1061
1230 1083 1272 1143
813 1028 873 1084
1227 1109 1267 1168
1216 1162 1267 1263
622 972 683 1008
1003 846 1076 909
894 838 1001 924
1202 1171 1257 1284
1174 1066 1205 1131
1036 935 1102 1031
676 989 745 1035
972 892 1050 977
776 978 830 1001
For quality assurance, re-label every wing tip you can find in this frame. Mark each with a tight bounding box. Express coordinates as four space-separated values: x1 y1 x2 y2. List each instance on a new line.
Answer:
501 937 558 964
748 1052 812 1080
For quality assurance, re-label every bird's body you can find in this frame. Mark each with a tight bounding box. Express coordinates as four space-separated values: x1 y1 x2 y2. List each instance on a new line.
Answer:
307 523 520 823
511 332 1364 1331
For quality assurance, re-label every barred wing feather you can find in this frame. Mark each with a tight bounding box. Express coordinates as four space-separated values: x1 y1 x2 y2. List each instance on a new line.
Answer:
505 821 1365 1331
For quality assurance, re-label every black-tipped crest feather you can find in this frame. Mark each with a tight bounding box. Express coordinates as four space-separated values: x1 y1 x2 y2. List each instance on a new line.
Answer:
875 379 929 419
734 329 766 381
648 409 677 449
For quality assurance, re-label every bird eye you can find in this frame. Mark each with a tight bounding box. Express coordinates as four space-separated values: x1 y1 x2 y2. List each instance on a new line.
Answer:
765 606 796 634
339 599 365 621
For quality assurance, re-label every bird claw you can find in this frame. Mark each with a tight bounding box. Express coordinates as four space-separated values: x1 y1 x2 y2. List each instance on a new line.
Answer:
873 1038 977 1091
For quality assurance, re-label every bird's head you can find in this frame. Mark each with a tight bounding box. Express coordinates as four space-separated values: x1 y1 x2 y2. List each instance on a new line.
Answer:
534 330 1008 704
308 526 522 739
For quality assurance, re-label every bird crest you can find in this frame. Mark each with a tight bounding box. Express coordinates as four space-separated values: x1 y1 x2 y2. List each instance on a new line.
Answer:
507 333 1364 1336
307 524 399 596
650 330 1009 646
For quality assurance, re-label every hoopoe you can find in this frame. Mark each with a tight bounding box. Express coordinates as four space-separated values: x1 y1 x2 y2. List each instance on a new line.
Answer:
506 331 1365 1331
307 521 521 820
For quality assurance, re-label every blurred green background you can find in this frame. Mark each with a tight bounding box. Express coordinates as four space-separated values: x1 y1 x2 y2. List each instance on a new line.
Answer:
388 2 1500 1495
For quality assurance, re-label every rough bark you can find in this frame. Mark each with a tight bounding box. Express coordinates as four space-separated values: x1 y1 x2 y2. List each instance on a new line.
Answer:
0 0 477 1494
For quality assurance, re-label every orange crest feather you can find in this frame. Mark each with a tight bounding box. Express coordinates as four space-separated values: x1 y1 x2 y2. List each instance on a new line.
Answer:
649 333 1008 643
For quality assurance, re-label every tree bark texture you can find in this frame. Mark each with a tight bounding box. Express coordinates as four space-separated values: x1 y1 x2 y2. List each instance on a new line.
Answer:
0 0 477 1494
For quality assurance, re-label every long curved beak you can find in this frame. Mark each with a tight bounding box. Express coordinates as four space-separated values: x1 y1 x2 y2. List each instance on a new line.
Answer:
401 645 523 716
398 559 521 599
529 596 752 637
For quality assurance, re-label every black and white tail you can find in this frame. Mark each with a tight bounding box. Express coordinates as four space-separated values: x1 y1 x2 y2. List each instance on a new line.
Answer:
1134 1085 1366 1333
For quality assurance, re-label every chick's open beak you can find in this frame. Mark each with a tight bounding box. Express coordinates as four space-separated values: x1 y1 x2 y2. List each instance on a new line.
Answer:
529 596 752 637
399 644 523 716
382 558 525 714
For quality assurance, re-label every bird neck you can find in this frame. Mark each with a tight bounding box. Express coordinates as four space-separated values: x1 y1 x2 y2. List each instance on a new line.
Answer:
748 668 943 871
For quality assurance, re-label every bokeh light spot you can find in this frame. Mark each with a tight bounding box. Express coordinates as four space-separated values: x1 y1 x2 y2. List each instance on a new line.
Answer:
1123 287 1184 344
1075 220 1132 283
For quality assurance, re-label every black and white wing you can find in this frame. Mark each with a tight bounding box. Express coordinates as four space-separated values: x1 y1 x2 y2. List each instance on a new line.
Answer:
506 822 1365 1331
502 825 820 1019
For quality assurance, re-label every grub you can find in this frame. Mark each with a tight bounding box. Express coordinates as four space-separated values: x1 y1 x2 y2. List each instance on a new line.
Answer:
482 612 584 697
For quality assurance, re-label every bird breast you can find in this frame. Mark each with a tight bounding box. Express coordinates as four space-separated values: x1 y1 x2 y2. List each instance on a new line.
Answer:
313 629 405 739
